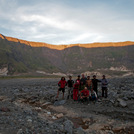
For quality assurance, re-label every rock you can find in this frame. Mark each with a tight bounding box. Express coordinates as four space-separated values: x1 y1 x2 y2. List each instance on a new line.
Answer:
112 126 124 133
54 100 66 106
27 119 32 123
117 98 127 107
17 129 23 134
123 97 128 101
97 99 101 102
0 107 10 112
82 118 91 123
76 127 86 134
47 112 51 115
0 96 7 101
52 116 57 120
113 101 119 107
41 102 52 109
109 99 115 104
34 107 42 112
56 113 64 118
64 119 74 134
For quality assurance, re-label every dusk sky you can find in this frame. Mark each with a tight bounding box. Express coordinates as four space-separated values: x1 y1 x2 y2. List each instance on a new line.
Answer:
0 0 134 45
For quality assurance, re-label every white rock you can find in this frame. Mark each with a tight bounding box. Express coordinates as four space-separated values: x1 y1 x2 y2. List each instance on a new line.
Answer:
41 102 52 108
52 116 57 120
47 112 51 115
27 119 32 123
17 129 23 134
117 98 127 107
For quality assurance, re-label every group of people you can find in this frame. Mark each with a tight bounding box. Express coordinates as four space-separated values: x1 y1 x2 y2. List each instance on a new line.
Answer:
56 74 108 102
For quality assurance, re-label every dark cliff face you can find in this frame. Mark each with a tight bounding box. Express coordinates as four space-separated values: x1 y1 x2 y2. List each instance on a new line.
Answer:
0 34 134 75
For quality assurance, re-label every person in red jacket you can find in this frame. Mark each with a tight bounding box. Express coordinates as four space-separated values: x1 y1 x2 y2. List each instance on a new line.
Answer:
56 77 67 99
75 75 81 85
79 87 89 102
73 81 79 101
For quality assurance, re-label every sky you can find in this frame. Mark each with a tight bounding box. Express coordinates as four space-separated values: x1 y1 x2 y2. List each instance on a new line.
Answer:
0 0 134 45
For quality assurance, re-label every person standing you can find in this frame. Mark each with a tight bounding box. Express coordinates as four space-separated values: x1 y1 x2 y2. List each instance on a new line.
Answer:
92 75 101 96
101 75 108 98
73 81 79 101
78 81 85 92
86 76 93 92
67 76 74 99
56 77 67 99
80 74 87 85
76 75 81 84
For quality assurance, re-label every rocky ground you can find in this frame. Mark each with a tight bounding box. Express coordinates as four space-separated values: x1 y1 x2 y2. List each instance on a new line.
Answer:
0 77 134 134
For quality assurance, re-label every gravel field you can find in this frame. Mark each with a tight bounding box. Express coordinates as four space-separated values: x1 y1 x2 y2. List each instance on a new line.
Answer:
0 77 134 134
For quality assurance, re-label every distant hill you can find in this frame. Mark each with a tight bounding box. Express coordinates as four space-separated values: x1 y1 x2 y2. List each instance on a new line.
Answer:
0 34 134 76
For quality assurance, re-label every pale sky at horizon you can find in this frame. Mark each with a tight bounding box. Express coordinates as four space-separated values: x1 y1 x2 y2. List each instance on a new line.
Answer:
0 0 134 45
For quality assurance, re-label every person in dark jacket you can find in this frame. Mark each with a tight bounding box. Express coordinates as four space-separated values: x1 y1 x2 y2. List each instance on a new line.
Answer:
80 74 87 85
101 75 108 98
92 75 101 96
56 77 67 99
67 76 74 99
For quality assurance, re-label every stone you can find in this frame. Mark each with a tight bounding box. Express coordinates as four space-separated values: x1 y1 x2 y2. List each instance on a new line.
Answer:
117 98 127 107
112 126 124 133
47 112 51 115
27 119 32 123
54 100 66 106
0 107 10 112
17 129 23 134
52 116 57 120
41 102 52 109
76 127 86 134
109 99 115 104
34 107 42 112
82 118 91 125
56 113 64 118
64 119 74 134
0 96 7 101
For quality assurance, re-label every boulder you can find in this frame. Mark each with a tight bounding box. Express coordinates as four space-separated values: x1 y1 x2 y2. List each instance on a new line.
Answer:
117 98 127 107
41 102 52 109
64 119 74 134
54 100 66 106
56 113 64 118
76 127 86 134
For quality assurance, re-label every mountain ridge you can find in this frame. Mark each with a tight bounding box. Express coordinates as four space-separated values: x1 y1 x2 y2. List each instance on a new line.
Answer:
0 33 134 75
0 34 134 50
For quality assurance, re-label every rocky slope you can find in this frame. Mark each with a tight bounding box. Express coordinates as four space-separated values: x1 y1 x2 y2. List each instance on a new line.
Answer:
0 34 134 75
